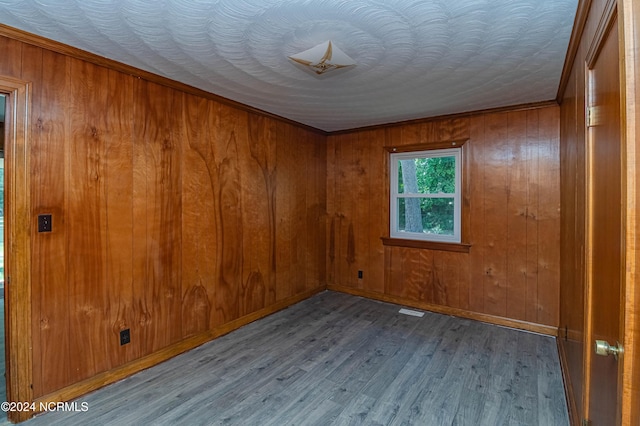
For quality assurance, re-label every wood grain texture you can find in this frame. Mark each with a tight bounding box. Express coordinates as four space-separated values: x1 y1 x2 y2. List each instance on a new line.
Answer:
468 115 487 315
556 1 638 424
326 138 337 286
246 115 277 308
291 126 307 296
67 58 111 381
181 94 214 338
536 106 561 327
305 131 327 291
585 12 622 424
29 288 322 417
133 79 183 355
1 73 34 424
0 35 21 76
366 130 388 294
211 102 244 325
525 109 541 324
506 111 529 322
27 48 72 396
331 131 359 289
620 0 640 423
482 112 510 318
105 69 136 366
328 106 561 328
352 131 370 290
559 39 587 424
0 33 327 406
23 291 569 426
275 121 294 300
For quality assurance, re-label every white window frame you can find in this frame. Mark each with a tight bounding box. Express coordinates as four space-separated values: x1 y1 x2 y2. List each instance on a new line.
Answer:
389 148 462 243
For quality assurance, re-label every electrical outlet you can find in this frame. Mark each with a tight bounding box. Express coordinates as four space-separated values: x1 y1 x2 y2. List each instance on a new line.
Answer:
38 214 52 233
120 329 131 346
358 270 363 279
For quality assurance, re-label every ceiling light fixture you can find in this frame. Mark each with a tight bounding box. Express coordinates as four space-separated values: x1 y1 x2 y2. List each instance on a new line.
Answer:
289 40 356 75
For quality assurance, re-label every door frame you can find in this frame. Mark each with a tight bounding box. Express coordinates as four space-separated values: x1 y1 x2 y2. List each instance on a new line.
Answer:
619 0 640 423
0 76 33 423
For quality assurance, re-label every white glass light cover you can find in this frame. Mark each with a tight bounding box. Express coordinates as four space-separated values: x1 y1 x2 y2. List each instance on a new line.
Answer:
288 41 356 75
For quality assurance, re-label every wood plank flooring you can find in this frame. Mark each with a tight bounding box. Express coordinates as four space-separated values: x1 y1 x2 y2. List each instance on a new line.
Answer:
22 291 568 425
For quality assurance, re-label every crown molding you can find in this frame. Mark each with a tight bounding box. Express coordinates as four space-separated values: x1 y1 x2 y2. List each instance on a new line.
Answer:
0 24 328 136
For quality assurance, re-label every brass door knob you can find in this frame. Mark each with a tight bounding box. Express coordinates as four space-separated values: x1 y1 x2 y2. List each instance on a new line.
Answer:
595 340 623 360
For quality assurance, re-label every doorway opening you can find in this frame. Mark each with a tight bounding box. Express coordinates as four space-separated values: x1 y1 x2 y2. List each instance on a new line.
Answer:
0 76 32 423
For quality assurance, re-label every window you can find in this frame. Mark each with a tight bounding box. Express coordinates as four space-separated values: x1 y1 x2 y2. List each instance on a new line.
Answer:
389 148 461 243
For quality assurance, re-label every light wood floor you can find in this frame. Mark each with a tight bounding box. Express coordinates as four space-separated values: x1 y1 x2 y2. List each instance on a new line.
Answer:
22 291 568 425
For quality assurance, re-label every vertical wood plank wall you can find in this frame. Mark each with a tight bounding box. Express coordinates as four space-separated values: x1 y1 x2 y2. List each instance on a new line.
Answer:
327 107 561 329
0 35 327 398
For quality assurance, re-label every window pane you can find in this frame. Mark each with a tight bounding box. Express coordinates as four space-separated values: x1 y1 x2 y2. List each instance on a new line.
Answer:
397 197 455 236
397 156 456 194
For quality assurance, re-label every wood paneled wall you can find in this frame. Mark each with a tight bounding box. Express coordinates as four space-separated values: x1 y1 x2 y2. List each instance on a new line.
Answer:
0 35 326 398
327 107 561 330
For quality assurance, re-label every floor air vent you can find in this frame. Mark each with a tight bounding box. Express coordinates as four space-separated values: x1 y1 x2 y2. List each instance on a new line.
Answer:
398 308 424 317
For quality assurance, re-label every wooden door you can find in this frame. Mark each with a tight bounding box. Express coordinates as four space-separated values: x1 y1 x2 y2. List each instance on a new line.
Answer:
584 11 623 426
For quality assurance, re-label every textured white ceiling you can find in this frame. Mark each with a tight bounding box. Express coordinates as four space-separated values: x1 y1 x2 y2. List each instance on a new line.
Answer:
0 0 578 132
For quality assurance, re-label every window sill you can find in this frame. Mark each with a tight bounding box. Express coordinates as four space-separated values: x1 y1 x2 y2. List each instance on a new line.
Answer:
380 237 471 253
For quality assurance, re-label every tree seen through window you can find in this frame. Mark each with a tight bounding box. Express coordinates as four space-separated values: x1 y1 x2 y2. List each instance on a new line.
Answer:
397 155 456 236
